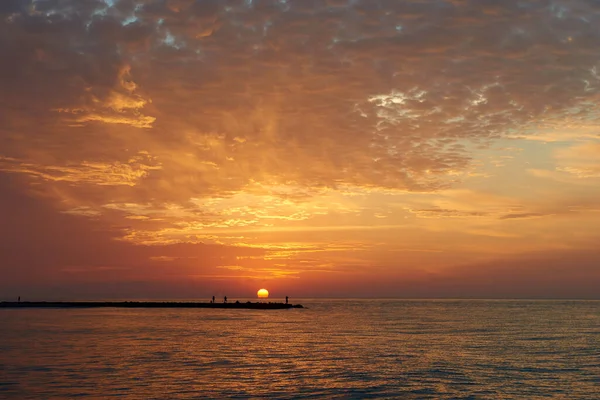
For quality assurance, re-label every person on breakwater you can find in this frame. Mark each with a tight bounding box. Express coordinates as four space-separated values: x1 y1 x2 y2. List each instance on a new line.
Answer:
212 296 215 303
224 296 227 303
286 296 288 305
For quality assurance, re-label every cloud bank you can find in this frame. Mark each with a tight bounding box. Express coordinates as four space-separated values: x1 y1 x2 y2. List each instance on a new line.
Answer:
1 0 600 298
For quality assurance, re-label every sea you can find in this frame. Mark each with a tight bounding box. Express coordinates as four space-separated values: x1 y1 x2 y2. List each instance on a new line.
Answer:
0 299 599 399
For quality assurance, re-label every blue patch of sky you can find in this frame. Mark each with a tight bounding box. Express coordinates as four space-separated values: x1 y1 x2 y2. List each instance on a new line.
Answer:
92 7 108 17
164 31 176 46
86 2 111 29
121 16 138 26
162 31 184 49
550 4 568 19
120 3 143 25
278 0 290 12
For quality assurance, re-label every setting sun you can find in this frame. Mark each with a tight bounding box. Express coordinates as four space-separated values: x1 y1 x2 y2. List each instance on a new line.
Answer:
257 289 269 299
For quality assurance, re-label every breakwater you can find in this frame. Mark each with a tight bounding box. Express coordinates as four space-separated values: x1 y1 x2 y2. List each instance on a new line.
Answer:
0 301 303 310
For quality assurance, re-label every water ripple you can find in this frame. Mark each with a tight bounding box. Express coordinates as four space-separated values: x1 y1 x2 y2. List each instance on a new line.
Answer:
0 300 599 399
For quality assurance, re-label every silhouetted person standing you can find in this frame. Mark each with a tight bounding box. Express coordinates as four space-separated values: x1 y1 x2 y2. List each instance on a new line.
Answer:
212 296 215 303
285 296 288 305
224 296 227 303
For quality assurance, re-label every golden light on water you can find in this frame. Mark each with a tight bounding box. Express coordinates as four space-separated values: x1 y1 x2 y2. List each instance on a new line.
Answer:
257 289 269 298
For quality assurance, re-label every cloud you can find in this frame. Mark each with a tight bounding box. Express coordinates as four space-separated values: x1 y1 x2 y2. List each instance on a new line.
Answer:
0 172 267 296
555 141 600 178
4 0 600 201
51 64 156 128
406 208 489 219
0 152 161 186
499 212 550 220
2 0 600 297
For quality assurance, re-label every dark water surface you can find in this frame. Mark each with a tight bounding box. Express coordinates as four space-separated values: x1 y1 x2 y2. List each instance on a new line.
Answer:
1 300 599 399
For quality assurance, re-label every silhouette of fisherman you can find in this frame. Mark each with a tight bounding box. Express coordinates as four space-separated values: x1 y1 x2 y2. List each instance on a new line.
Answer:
224 296 227 303
285 296 288 305
212 296 215 304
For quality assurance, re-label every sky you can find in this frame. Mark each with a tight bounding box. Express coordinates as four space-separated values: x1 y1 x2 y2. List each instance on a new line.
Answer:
1 0 600 300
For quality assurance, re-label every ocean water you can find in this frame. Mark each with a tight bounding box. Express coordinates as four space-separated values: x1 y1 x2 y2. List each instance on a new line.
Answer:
0 299 599 399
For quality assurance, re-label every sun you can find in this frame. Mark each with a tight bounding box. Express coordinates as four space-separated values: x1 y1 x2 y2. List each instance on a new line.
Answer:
257 288 269 299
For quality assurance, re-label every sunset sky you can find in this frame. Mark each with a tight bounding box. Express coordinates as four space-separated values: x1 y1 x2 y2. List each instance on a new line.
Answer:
1 0 600 299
